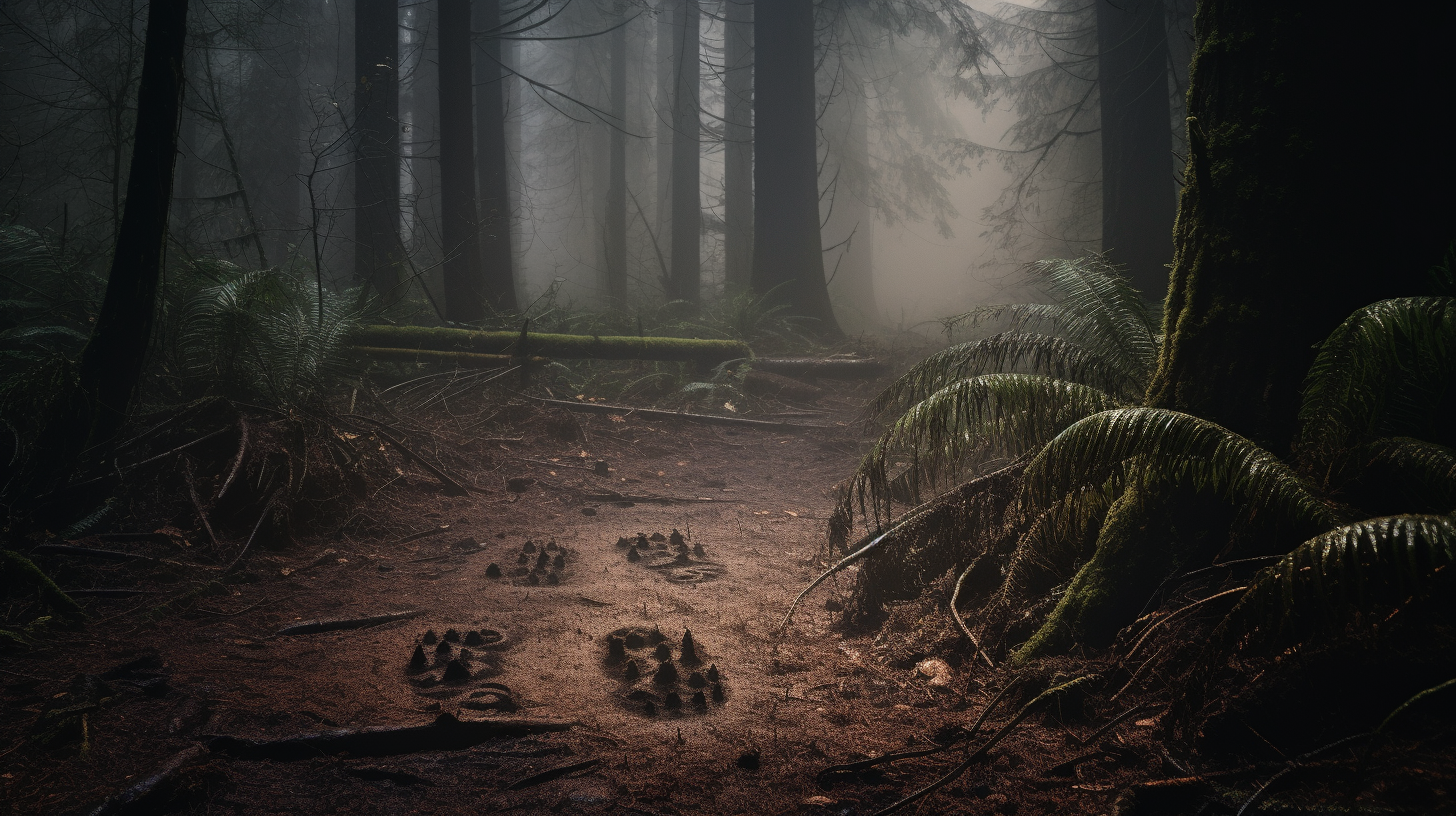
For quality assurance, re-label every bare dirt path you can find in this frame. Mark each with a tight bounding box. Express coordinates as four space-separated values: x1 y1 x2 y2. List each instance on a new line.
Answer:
2 400 1141 815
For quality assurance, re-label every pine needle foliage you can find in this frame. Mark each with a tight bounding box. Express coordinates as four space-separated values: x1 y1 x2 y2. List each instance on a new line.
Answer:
1023 408 1338 537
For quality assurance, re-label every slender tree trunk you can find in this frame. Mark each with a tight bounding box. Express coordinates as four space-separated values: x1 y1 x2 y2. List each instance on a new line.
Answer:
76 0 189 451
474 0 518 311
667 0 701 304
722 0 752 293
750 0 840 336
440 0 484 322
1096 0 1175 303
354 0 402 298
654 0 674 287
604 1 629 303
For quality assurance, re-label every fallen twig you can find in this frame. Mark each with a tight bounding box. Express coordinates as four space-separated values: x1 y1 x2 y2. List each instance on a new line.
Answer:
224 488 281 574
534 397 828 431
1070 704 1150 747
33 544 159 563
87 744 209 816
340 415 470 496
396 525 450 546
950 555 995 670
216 417 248 501
581 490 736 505
205 712 573 760
276 610 418 636
505 758 601 790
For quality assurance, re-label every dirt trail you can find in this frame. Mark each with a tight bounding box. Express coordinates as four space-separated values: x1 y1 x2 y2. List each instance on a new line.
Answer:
1 402 1140 815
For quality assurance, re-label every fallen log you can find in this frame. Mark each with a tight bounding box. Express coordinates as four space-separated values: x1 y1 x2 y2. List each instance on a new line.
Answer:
88 744 209 816
353 325 750 366
536 397 827 431
205 712 574 760
353 346 549 369
276 610 419 636
751 357 885 379
506 758 601 790
34 544 159 563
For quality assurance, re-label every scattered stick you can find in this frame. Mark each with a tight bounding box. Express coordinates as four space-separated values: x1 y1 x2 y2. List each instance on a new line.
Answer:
216 417 248 501
32 544 159 563
276 610 419 636
505 758 601 790
87 744 209 816
341 415 469 496
224 488 281 575
1070 704 1150 747
182 458 219 549
581 491 736 505
534 397 828 431
949 555 995 670
750 357 886 379
205 712 573 760
396 525 451 545
1127 586 1246 658
64 589 154 598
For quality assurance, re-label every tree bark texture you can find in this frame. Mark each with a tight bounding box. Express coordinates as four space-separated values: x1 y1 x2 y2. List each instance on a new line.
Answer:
667 0 701 304
440 0 484 322
604 2 629 303
74 0 188 451
722 0 753 293
1095 0 1175 303
654 0 674 282
751 0 841 336
354 0 403 298
1145 3 1456 454
473 0 518 311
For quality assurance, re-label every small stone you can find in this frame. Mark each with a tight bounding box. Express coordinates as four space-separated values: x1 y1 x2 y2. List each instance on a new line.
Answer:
408 645 427 671
581 507 597 516
517 552 529 564
624 632 646 649
711 683 725 702
664 692 683 711
649 532 666 542
443 629 461 643
464 630 484 647
654 642 672 661
669 529 685 547
485 563 502 579
616 537 632 549
458 648 473 662
654 661 678 685
643 699 657 716
688 671 707 688
526 572 540 586
545 572 560 585
627 548 640 562
635 533 650 548
674 550 692 565
593 460 609 476
692 542 706 558
546 539 558 551
523 540 536 553
552 553 565 570
706 664 720 683
422 629 438 645
824 598 844 612
691 690 707 709
608 636 627 661
442 659 471 682
435 640 452 656
536 550 550 568
655 539 667 550
648 626 667 646
681 630 699 663
624 659 641 682
736 749 760 770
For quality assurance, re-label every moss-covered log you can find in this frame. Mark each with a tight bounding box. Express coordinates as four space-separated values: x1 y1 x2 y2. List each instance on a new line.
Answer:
352 347 548 369
352 325 750 366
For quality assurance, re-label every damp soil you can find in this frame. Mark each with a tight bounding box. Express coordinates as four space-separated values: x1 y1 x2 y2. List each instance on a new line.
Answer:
3 388 1443 815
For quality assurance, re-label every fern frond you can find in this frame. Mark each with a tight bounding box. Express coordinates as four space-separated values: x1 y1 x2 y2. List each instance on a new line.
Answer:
1215 515 1456 654
849 375 1117 521
1298 297 1456 472
1025 408 1337 535
869 332 1141 421
1360 437 1456 514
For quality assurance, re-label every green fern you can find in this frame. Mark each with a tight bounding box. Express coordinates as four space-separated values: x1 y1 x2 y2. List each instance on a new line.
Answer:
1023 408 1338 536
1360 437 1456 514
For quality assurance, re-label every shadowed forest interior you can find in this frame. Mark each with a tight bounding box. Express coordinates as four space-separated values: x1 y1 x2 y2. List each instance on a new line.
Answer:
2 1 1455 814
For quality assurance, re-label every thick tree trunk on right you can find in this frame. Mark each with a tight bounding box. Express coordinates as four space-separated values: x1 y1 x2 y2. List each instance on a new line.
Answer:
353 0 402 299
1095 0 1175 303
1146 3 1456 454
473 0 518 312
722 0 753 293
750 0 841 336
667 0 701 304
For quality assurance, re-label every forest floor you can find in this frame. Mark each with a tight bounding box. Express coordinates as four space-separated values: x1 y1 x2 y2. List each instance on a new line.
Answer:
1 380 1441 815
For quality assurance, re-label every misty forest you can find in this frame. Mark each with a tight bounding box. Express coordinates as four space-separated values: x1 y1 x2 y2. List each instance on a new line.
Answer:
2 0 1455 813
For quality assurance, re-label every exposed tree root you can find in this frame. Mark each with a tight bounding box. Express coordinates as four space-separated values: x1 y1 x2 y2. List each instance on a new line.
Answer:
205 712 574 760
275 610 419 636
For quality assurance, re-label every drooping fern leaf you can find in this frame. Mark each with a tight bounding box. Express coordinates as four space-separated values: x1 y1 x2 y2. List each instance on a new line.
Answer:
1359 437 1456 514
1024 408 1338 536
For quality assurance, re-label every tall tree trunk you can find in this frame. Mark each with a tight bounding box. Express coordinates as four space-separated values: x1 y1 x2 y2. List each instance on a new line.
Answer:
76 0 189 452
473 0 518 311
1096 0 1175 303
354 0 402 299
603 1 629 304
722 0 752 293
1145 2 1456 454
654 0 674 288
667 0 700 304
440 0 484 322
750 0 840 336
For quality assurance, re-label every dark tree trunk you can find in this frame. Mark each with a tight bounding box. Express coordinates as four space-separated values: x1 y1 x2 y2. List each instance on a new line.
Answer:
603 1 629 303
1095 0 1175 303
76 0 189 451
722 0 752 293
473 0 518 311
750 0 840 336
354 0 402 299
1145 2 1456 454
667 0 700 304
439 0 484 322
655 1 674 281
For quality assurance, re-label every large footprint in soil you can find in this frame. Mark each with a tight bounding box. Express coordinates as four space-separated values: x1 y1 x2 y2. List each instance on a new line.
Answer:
603 625 727 717
615 529 724 584
403 626 516 710
485 537 573 587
